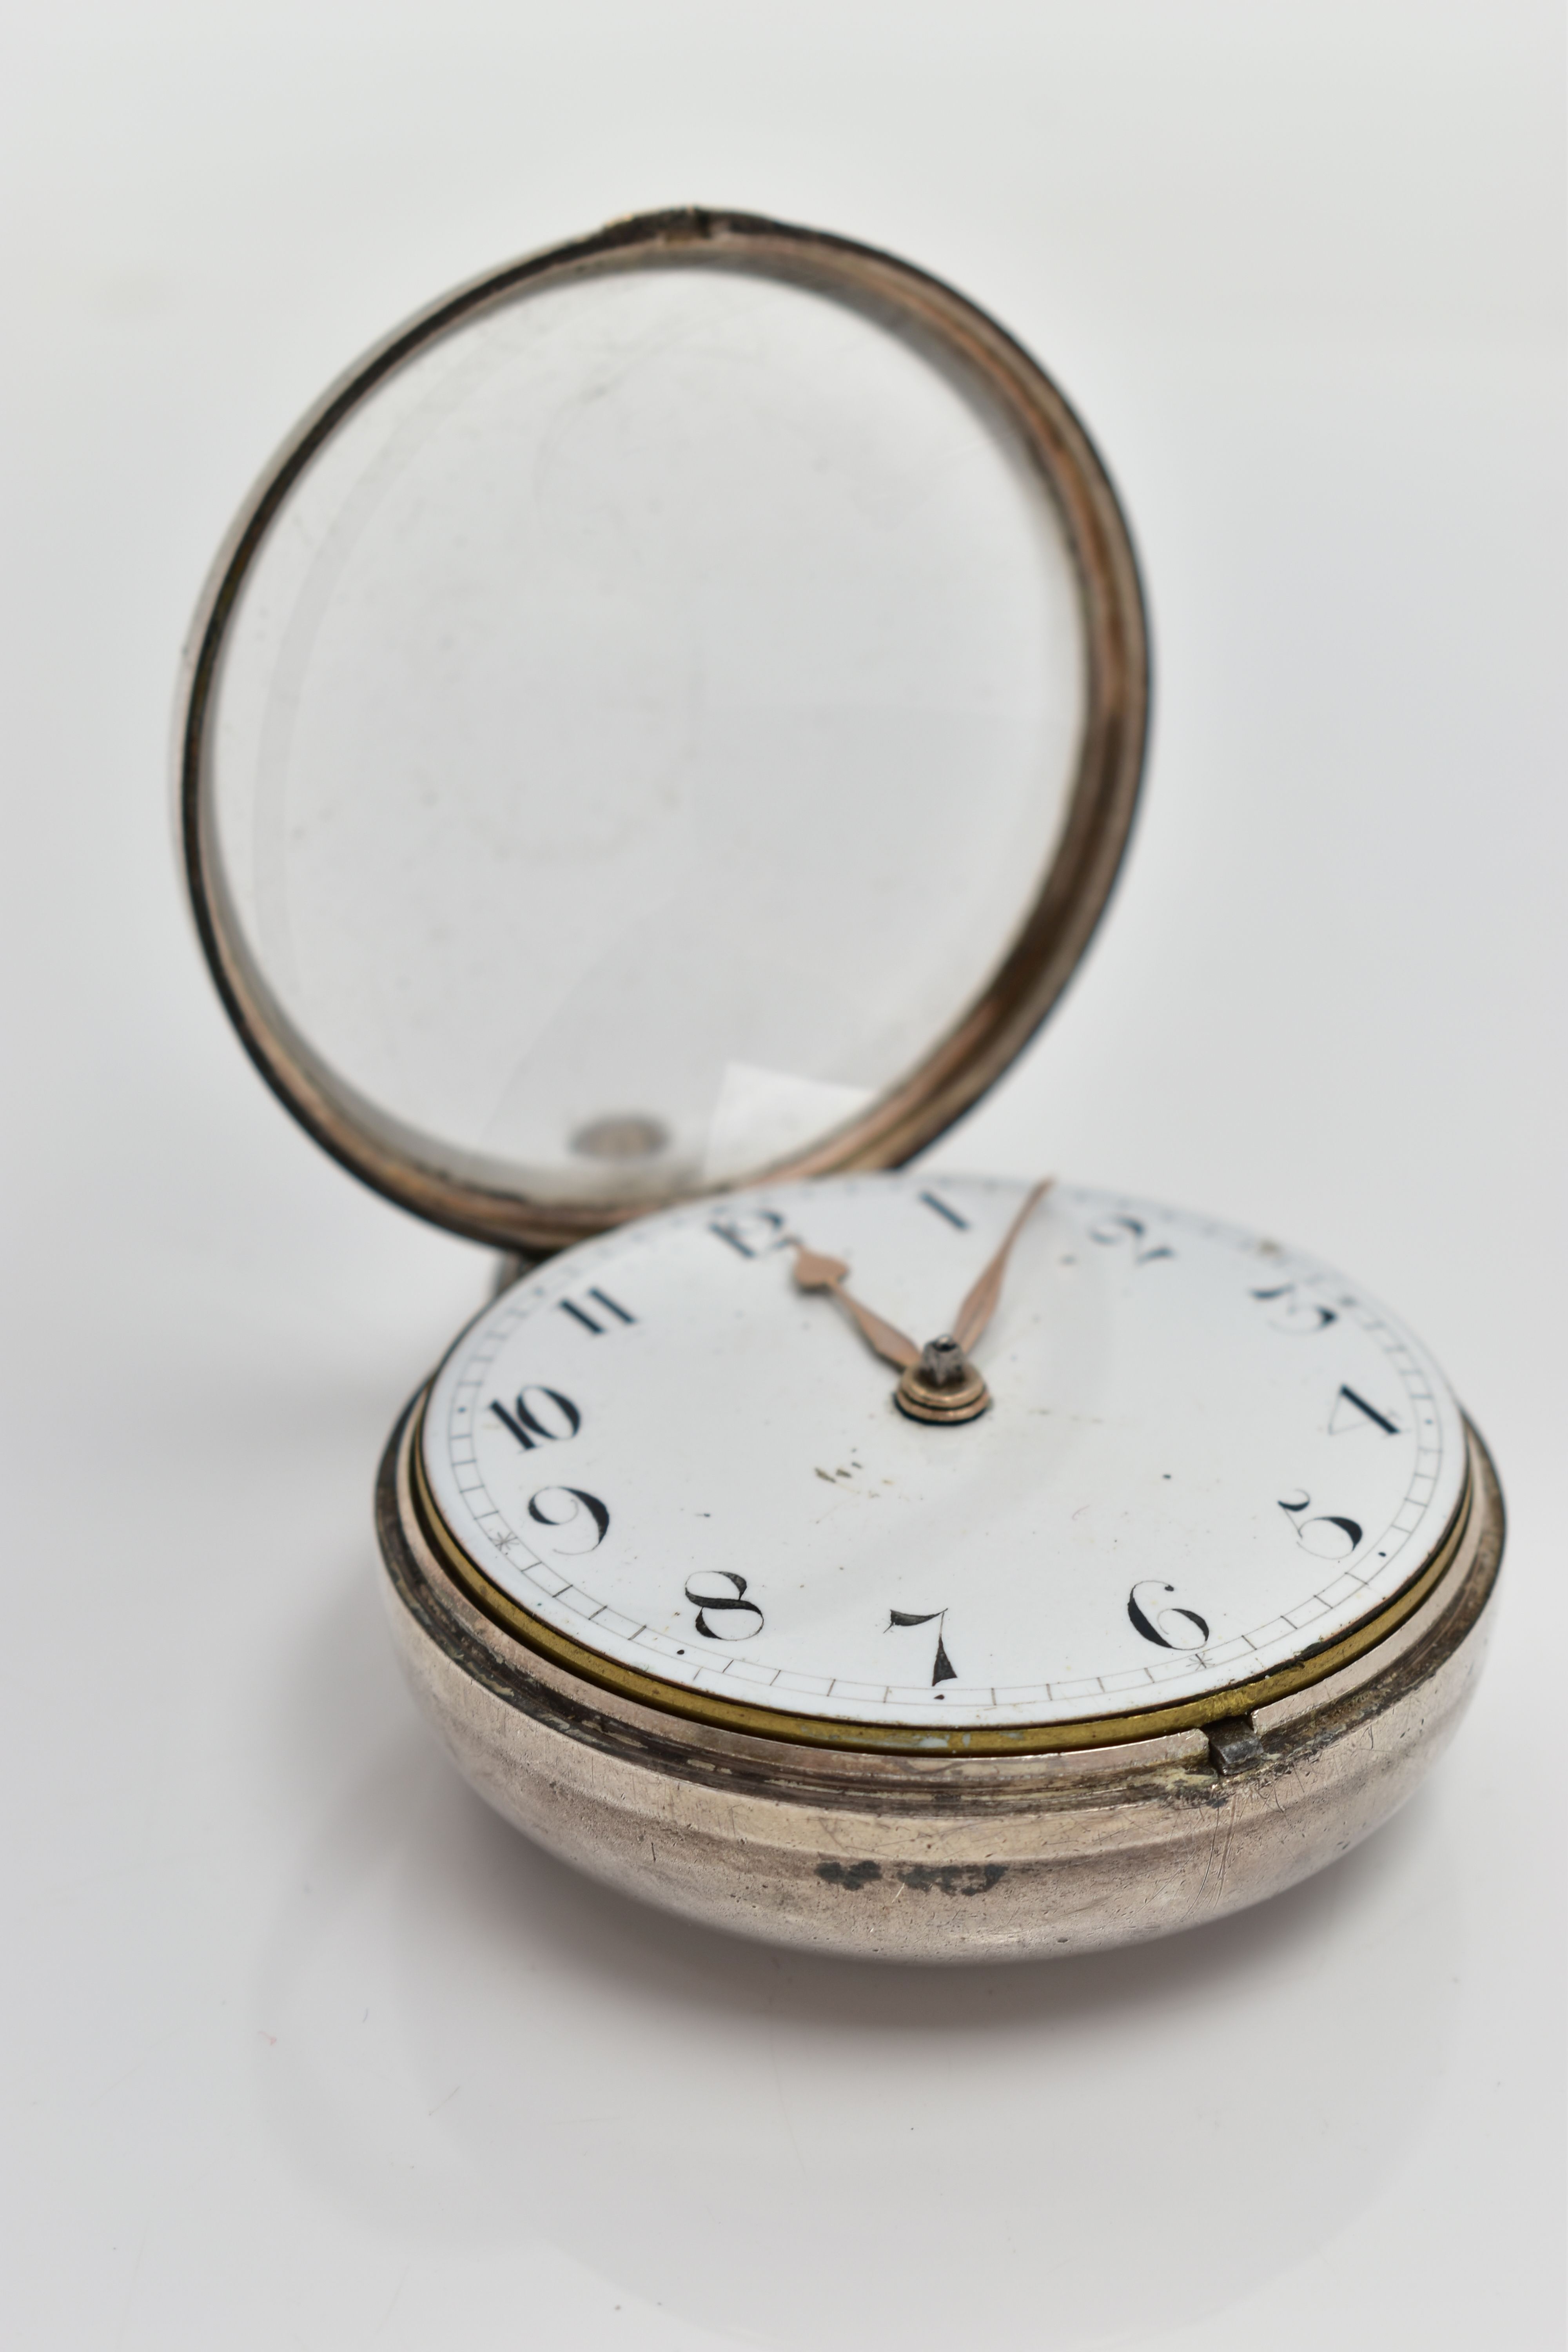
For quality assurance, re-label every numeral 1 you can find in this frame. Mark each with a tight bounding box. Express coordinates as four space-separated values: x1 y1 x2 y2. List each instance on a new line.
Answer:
917 1191 970 1230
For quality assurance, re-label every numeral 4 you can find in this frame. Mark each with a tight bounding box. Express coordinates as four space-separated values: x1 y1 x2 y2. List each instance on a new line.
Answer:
1329 1384 1398 1436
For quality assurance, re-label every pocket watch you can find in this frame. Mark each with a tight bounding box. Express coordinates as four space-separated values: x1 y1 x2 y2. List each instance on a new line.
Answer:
179 207 1502 1962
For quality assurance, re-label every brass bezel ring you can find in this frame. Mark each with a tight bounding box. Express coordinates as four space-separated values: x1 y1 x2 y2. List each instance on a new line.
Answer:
407 1389 1477 1758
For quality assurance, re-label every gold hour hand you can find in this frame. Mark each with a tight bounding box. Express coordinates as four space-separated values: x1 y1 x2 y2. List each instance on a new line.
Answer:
792 1245 922 1372
951 1178 1054 1355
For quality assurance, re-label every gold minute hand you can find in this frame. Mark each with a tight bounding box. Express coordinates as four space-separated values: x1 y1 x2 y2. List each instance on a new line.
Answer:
792 1245 922 1372
951 1178 1054 1356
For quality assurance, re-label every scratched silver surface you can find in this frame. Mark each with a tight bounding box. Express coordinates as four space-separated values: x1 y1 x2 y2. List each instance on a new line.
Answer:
376 1408 1502 1963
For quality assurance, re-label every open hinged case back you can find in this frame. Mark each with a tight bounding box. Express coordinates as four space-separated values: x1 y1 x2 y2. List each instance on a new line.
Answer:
179 207 1148 1254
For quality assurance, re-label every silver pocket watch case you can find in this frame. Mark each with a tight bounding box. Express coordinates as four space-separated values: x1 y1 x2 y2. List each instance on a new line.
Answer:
180 209 1502 1960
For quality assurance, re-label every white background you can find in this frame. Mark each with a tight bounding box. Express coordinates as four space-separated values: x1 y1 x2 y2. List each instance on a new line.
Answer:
1 5 1563 2347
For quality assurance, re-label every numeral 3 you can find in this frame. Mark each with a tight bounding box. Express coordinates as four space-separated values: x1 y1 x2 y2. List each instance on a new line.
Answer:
1250 1283 1338 1336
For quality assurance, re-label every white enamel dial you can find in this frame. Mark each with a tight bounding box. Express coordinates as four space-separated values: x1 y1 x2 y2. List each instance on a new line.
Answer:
421 1176 1466 1732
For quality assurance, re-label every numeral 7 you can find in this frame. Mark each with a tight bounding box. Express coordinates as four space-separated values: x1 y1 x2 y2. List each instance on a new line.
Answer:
887 1607 957 1686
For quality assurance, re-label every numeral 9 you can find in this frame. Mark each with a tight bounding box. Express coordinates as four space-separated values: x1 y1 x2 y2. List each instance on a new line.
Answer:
527 1486 610 1552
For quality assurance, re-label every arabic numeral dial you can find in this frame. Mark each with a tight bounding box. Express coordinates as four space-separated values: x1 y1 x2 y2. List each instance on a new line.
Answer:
423 1177 1471 1748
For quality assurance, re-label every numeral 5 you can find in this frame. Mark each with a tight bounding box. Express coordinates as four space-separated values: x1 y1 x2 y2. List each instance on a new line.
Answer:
1278 1492 1363 1560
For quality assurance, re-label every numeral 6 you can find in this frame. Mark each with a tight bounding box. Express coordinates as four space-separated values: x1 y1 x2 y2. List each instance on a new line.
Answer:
1128 1580 1210 1651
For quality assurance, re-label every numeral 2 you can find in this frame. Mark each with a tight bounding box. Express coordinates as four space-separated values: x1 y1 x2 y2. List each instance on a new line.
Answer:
1091 1214 1174 1266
